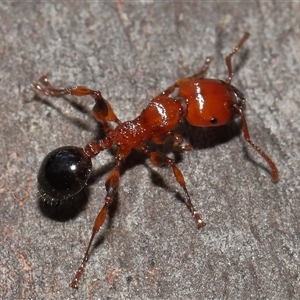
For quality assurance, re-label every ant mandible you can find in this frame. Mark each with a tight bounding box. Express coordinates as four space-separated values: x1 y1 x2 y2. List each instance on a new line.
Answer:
33 32 279 288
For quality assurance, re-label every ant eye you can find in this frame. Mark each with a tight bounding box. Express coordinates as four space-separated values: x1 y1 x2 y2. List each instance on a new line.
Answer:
38 146 92 202
210 118 218 124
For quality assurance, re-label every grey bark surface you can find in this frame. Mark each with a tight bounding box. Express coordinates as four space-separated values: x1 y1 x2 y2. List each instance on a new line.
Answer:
0 2 299 299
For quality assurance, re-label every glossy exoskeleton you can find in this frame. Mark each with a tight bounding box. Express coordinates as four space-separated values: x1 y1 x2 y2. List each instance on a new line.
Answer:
38 146 92 203
34 32 278 288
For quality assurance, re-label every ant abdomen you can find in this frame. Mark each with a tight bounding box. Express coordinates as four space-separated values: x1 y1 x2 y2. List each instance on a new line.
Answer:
38 146 92 205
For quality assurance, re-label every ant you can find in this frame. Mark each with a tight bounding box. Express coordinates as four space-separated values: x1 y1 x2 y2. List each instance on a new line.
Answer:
33 32 278 288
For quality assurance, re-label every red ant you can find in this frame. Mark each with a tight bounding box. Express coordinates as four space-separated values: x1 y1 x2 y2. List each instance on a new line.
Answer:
33 32 278 288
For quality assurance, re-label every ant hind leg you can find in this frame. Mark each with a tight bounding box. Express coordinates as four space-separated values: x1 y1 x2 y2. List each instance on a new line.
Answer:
70 148 129 288
33 75 121 131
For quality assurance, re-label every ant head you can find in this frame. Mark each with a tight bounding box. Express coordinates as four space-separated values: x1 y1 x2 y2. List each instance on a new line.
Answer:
38 146 92 204
178 78 246 127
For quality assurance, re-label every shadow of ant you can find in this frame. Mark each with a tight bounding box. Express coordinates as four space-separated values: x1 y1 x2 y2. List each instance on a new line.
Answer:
32 93 103 136
177 119 242 150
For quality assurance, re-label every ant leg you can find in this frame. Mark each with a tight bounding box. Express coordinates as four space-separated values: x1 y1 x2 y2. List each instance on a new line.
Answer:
70 147 130 288
234 105 279 183
168 132 192 151
32 75 121 131
151 132 192 152
143 147 205 228
226 32 250 84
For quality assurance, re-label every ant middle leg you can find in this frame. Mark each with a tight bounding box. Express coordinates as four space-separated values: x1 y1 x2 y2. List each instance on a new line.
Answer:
33 75 121 131
142 147 205 228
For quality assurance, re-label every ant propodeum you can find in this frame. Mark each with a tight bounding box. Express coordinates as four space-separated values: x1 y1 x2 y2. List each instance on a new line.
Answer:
33 32 278 288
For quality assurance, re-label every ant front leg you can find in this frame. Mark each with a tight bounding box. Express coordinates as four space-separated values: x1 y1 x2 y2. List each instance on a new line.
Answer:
33 75 121 132
151 132 192 152
143 147 205 228
70 147 129 288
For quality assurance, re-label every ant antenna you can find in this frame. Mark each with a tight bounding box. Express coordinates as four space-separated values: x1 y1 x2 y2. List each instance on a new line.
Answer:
234 105 279 183
226 32 250 84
